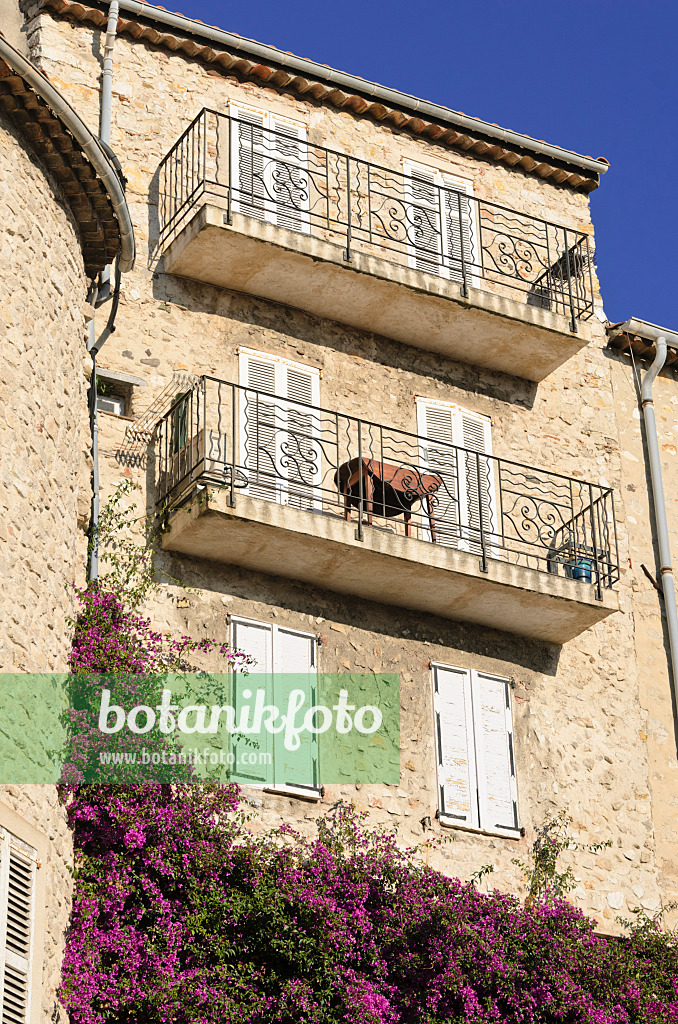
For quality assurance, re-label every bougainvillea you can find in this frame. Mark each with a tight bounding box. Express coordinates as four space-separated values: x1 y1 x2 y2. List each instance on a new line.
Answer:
59 485 678 1022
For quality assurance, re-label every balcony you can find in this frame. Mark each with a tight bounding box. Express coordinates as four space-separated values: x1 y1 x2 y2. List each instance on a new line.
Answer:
157 111 595 383
155 379 619 643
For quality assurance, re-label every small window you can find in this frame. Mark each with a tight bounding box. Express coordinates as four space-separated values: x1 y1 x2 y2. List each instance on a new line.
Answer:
95 368 147 419
96 392 126 416
432 664 519 837
0 829 37 1024
231 617 320 798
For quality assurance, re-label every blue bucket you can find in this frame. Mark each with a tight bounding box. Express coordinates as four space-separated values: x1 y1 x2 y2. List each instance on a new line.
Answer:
565 557 594 583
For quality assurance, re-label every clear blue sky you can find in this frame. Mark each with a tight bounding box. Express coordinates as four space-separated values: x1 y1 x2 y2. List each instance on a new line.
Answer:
175 0 676 329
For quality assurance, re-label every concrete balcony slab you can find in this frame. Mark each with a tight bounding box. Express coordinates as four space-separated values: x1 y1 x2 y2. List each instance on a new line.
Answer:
161 488 618 644
162 204 592 383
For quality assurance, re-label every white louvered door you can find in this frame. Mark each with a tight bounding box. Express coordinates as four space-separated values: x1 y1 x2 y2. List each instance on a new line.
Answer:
404 160 477 284
472 672 518 834
239 349 320 509
280 361 321 512
230 104 268 221
432 665 478 828
416 398 461 547
239 350 281 502
441 173 477 286
457 407 497 556
403 160 443 274
417 398 495 554
0 832 35 1024
267 113 310 234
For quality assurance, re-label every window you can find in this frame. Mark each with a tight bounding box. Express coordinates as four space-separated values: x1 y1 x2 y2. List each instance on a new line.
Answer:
432 664 519 837
403 160 477 285
231 617 320 797
0 829 36 1024
95 368 146 418
416 397 496 554
238 347 322 511
230 103 310 233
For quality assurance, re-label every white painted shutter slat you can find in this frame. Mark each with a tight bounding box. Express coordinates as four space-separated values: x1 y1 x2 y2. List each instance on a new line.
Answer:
281 363 321 512
416 399 460 547
0 839 35 1024
433 666 478 828
230 104 268 221
273 629 318 791
239 351 280 502
472 672 518 833
267 114 310 234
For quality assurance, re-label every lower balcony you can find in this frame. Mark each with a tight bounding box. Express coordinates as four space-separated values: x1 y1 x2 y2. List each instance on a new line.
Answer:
156 379 619 643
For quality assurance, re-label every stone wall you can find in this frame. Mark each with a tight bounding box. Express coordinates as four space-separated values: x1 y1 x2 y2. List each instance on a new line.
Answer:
0 104 89 1019
26 7 669 932
609 349 678 928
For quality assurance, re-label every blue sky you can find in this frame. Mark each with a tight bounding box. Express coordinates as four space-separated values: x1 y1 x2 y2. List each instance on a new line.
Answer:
175 0 676 329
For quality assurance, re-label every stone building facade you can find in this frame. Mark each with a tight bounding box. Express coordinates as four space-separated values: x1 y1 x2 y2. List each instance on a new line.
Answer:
2 5 678 1018
0 24 132 1022
14 0 676 941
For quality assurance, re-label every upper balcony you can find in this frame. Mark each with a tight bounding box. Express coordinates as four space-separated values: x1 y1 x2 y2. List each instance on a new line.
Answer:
155 379 619 643
157 110 596 382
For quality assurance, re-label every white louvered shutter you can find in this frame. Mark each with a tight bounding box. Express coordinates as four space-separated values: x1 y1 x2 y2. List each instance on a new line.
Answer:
267 113 310 234
404 160 443 275
416 398 461 547
440 173 477 286
472 672 518 834
230 104 268 221
432 665 478 828
273 628 318 791
231 619 274 784
239 350 281 502
457 408 496 555
0 833 35 1024
280 361 321 512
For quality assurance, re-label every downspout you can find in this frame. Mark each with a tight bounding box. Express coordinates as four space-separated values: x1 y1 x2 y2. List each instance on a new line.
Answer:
88 0 120 581
639 334 678 722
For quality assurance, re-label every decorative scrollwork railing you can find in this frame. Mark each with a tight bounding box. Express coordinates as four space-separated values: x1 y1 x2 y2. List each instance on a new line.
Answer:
157 109 595 326
155 378 618 597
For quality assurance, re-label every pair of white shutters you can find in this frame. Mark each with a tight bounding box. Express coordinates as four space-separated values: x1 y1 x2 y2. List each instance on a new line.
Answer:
0 831 36 1024
230 103 310 233
231 618 319 793
416 397 496 553
403 160 477 285
238 348 321 511
433 665 518 835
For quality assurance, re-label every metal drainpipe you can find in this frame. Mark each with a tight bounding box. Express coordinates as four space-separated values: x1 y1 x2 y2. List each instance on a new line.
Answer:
88 0 120 581
640 335 678 724
98 0 119 300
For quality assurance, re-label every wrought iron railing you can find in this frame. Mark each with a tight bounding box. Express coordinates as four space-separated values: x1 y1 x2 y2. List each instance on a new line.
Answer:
155 378 618 597
157 109 595 327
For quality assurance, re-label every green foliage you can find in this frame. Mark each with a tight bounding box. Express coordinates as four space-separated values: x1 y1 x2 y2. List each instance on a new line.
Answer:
513 810 611 907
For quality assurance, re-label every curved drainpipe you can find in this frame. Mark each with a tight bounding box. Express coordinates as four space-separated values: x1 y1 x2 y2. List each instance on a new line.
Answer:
626 320 678 723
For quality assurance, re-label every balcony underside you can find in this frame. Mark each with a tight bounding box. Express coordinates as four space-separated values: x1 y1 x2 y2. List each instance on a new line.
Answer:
162 205 592 383
161 489 618 644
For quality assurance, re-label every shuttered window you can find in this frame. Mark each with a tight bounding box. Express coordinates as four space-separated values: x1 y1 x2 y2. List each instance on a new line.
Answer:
0 831 36 1024
230 104 310 233
231 618 319 795
416 397 496 554
403 159 477 285
238 347 321 510
432 665 519 836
